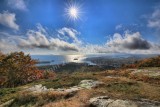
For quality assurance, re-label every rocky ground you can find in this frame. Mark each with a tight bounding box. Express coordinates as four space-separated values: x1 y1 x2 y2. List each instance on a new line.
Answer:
0 68 160 107
89 96 160 107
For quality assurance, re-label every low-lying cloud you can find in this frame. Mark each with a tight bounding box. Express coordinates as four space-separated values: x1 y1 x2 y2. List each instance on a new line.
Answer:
17 25 79 52
0 25 79 53
0 24 160 54
81 32 160 54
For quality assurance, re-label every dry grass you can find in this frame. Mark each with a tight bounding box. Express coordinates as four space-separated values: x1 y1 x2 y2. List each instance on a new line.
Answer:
139 82 160 101
9 90 71 107
44 99 83 107
129 72 160 85
43 89 93 107
97 69 160 85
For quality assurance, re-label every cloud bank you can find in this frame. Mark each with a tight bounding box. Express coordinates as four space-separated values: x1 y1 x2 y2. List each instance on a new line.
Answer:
0 24 160 54
17 25 79 52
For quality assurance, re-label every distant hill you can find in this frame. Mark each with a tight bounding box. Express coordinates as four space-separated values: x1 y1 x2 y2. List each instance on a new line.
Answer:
124 55 160 68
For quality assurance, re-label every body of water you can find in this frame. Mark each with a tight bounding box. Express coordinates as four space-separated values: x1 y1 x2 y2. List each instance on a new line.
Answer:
31 54 158 66
31 54 92 66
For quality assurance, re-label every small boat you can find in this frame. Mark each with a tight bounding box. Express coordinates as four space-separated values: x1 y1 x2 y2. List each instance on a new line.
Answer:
74 58 78 60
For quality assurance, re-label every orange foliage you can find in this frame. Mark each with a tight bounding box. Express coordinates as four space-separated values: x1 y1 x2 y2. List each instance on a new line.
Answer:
0 52 43 87
43 70 56 79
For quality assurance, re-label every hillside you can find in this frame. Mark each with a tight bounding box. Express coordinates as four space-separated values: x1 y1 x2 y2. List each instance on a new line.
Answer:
0 68 160 107
124 55 160 68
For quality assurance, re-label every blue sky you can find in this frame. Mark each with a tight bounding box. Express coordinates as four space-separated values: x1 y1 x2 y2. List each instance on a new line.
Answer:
0 0 160 54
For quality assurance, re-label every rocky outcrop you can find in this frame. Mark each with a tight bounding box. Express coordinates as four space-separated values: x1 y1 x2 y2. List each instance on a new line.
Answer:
27 79 104 93
89 96 160 107
27 84 48 92
89 96 137 107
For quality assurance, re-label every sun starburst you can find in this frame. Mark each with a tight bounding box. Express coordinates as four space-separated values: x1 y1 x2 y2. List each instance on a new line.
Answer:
65 2 83 21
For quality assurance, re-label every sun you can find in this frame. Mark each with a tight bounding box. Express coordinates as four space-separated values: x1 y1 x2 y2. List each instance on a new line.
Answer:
65 2 83 21
69 7 78 19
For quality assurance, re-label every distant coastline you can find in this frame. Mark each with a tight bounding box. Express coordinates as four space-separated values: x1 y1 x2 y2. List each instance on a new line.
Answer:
31 54 159 67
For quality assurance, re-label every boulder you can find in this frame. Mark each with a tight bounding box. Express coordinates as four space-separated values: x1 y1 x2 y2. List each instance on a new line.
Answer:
89 96 114 107
79 80 104 89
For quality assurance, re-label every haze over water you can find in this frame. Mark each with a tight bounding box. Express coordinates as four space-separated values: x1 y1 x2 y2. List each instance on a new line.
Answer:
31 54 158 66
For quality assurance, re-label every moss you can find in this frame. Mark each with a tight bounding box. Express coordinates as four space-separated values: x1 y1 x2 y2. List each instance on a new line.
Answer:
0 88 20 104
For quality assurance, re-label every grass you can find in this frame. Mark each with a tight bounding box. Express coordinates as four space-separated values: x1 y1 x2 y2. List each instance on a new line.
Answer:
0 88 19 97
106 82 139 93
139 82 160 101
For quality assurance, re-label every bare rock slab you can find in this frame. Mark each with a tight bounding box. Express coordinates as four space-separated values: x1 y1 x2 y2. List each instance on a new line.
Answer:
89 96 160 107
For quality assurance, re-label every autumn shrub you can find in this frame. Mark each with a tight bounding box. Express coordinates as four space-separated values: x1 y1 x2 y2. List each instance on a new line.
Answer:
123 56 160 68
0 52 44 87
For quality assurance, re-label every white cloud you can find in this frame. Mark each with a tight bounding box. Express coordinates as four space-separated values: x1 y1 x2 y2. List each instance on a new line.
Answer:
57 27 81 44
0 11 19 30
147 8 160 30
106 32 151 50
7 0 28 11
